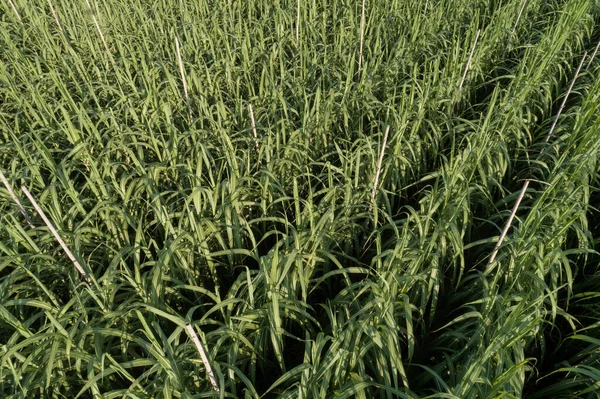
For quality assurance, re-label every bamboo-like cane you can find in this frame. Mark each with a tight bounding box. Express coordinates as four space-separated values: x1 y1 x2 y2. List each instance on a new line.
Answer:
585 40 600 71
0 170 34 228
357 0 366 82
458 29 481 94
370 125 390 210
296 0 300 45
185 323 219 391
176 36 193 122
542 52 587 145
502 0 528 58
486 180 530 267
21 186 91 283
8 0 22 23
248 104 259 151
47 0 64 33
487 52 587 267
85 0 109 52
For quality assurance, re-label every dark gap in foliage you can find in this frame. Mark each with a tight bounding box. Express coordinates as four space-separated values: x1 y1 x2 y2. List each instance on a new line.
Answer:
522 275 599 396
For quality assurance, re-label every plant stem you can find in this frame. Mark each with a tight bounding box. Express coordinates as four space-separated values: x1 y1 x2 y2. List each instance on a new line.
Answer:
502 0 528 57
487 180 530 267
47 0 64 33
21 186 90 283
543 52 587 145
175 36 193 123
296 0 300 45
85 0 109 52
585 40 600 71
7 0 22 23
357 0 366 82
249 103 259 151
487 52 587 267
458 29 481 94
0 170 34 228
370 125 390 209
185 323 219 391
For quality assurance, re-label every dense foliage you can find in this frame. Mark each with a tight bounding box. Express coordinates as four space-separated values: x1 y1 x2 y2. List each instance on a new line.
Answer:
1 0 600 397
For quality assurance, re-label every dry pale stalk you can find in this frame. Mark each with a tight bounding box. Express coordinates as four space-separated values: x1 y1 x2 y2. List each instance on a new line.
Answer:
370 125 390 209
47 0 64 33
296 0 300 45
502 0 528 57
512 0 528 37
458 29 481 93
487 180 530 267
85 0 109 52
21 186 90 283
185 323 219 391
248 104 259 151
585 40 600 71
487 52 587 267
543 52 587 145
8 0 22 23
0 170 34 228
357 0 366 82
175 36 193 122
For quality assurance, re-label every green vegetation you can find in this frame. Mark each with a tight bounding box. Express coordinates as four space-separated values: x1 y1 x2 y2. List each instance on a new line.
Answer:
1 0 600 397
